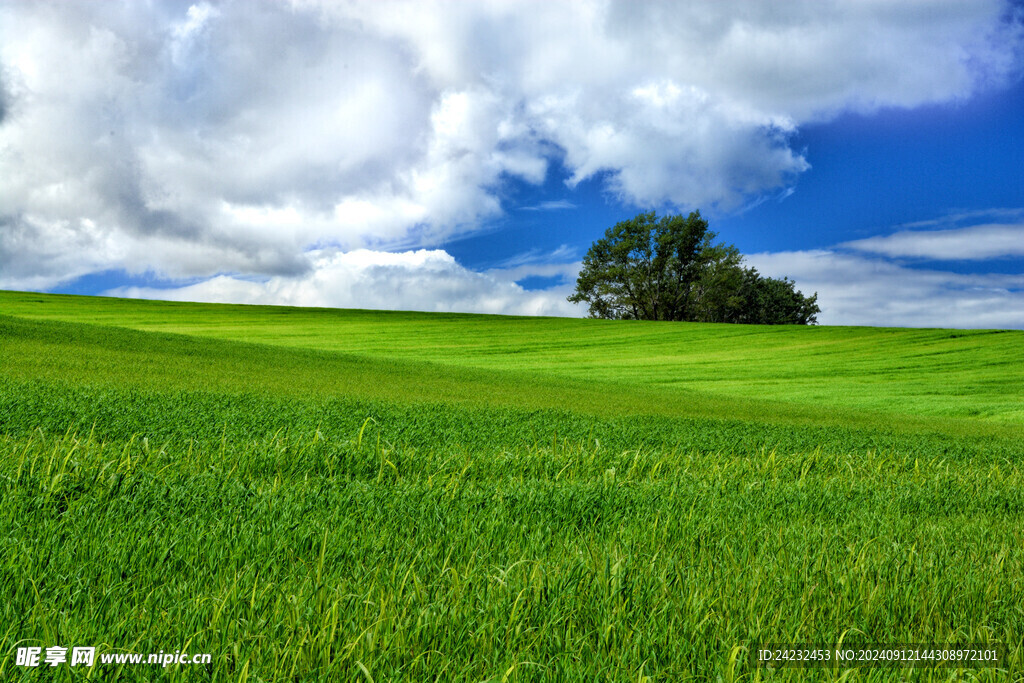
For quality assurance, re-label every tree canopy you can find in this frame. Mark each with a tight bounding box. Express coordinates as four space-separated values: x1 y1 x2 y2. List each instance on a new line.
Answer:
568 211 820 325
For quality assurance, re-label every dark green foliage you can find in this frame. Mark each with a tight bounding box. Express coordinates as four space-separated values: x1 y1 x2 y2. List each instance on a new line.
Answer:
568 211 820 324
568 211 715 321
723 267 821 325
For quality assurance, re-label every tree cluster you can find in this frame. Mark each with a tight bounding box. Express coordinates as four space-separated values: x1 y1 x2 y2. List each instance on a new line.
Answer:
568 211 820 325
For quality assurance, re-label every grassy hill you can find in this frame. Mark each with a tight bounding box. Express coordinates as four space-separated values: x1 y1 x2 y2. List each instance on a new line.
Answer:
2 290 1022 681
4 290 1023 423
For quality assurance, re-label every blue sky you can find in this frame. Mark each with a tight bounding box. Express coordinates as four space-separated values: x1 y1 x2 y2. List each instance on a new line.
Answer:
2 1 1023 328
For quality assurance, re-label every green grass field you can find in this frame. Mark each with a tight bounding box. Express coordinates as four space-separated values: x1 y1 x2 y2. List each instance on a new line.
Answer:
1 289 1023 681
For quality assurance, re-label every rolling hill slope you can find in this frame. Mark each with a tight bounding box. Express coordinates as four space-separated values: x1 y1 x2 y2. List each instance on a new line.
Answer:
2 290 1023 681
3 290 1022 424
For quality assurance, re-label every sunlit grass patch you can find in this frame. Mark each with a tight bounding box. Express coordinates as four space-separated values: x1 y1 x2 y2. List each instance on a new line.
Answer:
1 292 1022 680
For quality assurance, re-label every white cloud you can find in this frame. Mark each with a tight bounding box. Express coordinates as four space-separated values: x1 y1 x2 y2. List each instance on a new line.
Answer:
102 235 1024 328
1 1 1021 292
521 200 577 211
843 222 1024 260
772 216 1024 328
107 248 582 318
747 249 1024 329
52 207 1016 328
896 207 1024 229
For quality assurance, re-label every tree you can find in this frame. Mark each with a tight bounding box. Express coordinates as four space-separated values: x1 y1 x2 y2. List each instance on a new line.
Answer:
566 211 715 321
729 268 820 325
568 211 820 325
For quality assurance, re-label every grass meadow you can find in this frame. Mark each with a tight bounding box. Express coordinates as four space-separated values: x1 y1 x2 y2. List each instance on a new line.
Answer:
1 290 1023 681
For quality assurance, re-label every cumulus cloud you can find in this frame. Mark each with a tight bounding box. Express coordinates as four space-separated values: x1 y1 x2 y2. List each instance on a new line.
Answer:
107 248 582 318
1 0 1022 296
103 210 1024 328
